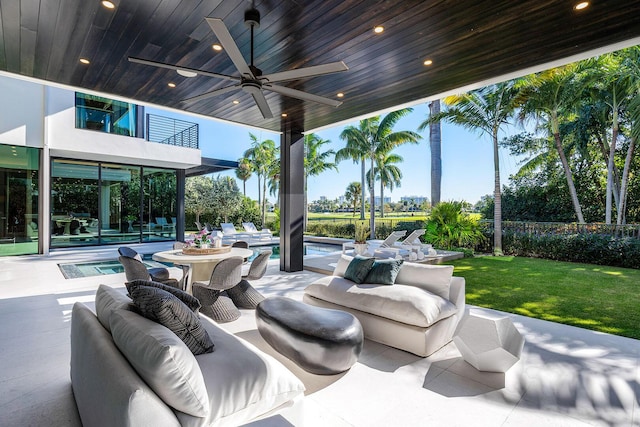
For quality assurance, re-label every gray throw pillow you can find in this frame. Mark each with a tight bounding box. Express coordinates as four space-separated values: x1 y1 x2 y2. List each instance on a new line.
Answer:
129 285 214 355
126 279 200 313
344 255 375 284
364 258 404 285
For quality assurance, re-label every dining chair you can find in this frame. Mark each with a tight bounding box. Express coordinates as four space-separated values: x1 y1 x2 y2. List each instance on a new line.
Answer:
231 240 249 249
226 250 270 309
192 257 243 323
118 246 180 288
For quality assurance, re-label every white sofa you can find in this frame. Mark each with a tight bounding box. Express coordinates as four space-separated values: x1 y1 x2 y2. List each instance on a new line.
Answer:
70 285 305 427
303 255 465 357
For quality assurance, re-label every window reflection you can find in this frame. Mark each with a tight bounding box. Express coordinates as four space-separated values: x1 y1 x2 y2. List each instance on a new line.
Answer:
75 93 138 136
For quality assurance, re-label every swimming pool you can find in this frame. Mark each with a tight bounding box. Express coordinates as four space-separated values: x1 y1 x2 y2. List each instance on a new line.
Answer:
58 243 341 279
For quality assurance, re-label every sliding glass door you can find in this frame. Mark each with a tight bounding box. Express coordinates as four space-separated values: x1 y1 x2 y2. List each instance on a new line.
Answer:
51 159 176 248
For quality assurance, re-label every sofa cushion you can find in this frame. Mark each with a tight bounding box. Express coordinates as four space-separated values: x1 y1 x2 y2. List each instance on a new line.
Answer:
305 276 457 327
343 255 375 284
192 317 306 426
333 254 353 277
126 279 200 313
364 258 404 285
394 262 454 299
110 309 210 418
95 284 135 332
130 286 214 355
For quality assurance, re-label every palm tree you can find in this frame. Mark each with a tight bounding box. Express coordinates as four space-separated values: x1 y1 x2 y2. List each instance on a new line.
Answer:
423 82 518 255
421 100 442 206
516 65 586 224
235 158 252 197
304 134 337 228
344 182 361 217
367 151 403 218
337 109 420 237
243 134 277 226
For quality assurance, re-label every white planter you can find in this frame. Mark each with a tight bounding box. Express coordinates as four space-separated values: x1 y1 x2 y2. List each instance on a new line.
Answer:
354 243 368 256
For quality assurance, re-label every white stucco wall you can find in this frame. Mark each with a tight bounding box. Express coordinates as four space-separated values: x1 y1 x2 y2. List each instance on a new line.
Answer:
0 76 45 148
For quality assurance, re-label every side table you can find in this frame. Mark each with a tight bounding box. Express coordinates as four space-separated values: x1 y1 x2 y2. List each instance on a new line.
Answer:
453 310 524 373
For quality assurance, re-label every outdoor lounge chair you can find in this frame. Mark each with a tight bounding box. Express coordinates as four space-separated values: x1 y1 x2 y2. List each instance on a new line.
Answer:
242 222 273 240
220 223 252 243
398 229 426 247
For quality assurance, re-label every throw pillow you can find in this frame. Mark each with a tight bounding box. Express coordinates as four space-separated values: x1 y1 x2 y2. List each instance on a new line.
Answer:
343 255 375 284
126 279 200 313
95 284 135 332
364 258 404 285
130 285 214 355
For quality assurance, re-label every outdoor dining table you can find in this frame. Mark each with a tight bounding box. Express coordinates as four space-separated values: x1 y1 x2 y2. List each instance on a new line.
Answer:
152 247 253 294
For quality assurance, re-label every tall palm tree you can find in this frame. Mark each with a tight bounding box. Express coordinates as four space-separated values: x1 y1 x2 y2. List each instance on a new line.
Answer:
367 151 403 218
243 134 277 226
235 158 253 197
337 109 420 237
336 120 375 221
424 82 518 255
516 65 586 224
420 99 442 206
304 134 337 228
344 181 361 217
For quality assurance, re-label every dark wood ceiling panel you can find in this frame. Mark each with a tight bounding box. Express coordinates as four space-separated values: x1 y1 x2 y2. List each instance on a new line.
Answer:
3 0 640 133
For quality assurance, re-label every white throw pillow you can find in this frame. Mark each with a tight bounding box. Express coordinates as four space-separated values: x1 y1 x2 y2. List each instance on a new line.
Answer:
95 284 134 332
394 263 454 299
333 254 353 277
110 309 210 418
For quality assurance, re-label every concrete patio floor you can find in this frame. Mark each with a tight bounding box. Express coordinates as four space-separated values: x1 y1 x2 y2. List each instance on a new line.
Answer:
0 242 638 426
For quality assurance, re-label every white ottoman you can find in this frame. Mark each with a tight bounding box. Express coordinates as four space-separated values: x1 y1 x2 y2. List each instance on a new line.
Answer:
453 310 524 373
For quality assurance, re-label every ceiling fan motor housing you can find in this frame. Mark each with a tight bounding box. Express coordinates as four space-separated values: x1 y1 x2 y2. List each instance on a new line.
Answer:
245 8 260 28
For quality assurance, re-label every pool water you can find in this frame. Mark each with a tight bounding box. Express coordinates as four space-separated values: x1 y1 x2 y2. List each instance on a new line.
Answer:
58 243 340 279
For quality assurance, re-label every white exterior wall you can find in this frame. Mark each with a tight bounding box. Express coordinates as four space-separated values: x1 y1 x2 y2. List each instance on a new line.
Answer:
0 77 45 148
44 86 201 169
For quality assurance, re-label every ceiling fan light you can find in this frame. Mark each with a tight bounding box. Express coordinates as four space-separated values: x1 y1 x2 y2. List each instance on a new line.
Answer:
176 69 198 78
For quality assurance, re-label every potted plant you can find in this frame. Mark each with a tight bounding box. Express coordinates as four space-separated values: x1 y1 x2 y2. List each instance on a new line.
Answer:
354 221 369 256
124 214 137 232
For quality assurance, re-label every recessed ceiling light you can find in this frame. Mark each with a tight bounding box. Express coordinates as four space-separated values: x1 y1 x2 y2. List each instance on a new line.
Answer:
574 1 589 10
176 69 198 78
167 82 176 88
423 59 433 66
101 1 115 9
232 100 240 104
337 92 344 98
212 44 223 51
79 58 90 64
281 113 288 117
373 26 384 34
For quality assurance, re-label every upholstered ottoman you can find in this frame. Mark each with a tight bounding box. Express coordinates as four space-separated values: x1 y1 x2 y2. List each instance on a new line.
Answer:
256 297 363 375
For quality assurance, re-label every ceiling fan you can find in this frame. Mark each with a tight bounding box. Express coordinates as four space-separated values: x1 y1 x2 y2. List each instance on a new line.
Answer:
128 6 349 119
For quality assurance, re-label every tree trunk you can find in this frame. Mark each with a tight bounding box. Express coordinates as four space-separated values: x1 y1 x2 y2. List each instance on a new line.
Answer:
380 179 384 219
492 131 503 255
261 179 267 226
369 157 376 239
242 180 246 197
429 100 442 206
605 116 619 224
617 137 635 226
553 132 585 223
360 159 366 220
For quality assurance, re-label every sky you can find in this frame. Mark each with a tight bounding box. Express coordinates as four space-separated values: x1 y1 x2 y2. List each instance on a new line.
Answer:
148 103 525 205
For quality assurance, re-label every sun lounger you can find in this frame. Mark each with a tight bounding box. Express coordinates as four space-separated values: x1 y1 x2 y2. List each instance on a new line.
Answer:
220 223 253 243
242 222 273 240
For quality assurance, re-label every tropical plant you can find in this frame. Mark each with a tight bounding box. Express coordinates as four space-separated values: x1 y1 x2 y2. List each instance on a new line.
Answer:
515 64 586 224
337 109 421 238
367 150 403 218
210 176 242 223
423 82 518 255
425 201 484 250
235 158 253 196
304 133 337 228
184 175 214 224
354 220 369 243
344 181 362 217
243 134 277 225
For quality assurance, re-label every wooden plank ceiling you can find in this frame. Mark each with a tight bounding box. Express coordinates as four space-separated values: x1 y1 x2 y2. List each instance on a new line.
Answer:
2 0 640 133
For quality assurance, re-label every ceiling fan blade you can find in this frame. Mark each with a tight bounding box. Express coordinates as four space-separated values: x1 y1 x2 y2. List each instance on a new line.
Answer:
128 57 239 82
181 84 241 103
205 17 254 79
250 90 274 119
266 84 343 107
262 61 349 83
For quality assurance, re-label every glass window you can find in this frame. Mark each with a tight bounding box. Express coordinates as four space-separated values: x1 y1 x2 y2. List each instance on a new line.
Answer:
99 164 141 245
75 93 138 137
143 168 177 242
0 145 40 256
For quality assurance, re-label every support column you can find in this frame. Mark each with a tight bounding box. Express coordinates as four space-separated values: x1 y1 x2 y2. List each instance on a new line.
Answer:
279 118 304 272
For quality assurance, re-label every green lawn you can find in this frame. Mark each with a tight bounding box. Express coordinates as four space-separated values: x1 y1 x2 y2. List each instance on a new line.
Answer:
447 256 640 340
